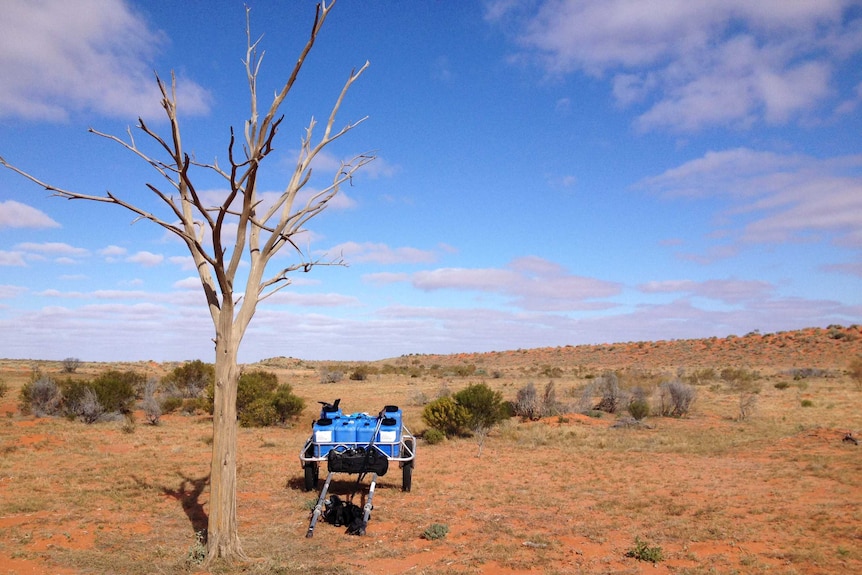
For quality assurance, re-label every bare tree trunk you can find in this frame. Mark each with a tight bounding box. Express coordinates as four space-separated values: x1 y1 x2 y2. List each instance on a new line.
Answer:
204 304 248 564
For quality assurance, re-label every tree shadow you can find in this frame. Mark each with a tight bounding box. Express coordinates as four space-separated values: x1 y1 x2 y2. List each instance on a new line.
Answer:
160 473 210 535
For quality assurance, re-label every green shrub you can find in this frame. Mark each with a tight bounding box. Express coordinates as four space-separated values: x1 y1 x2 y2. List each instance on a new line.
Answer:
272 384 305 423
235 370 304 427
801 399 814 407
774 381 790 390
163 360 214 398
349 365 370 381
421 396 468 436
453 383 507 432
161 396 183 414
237 369 279 413
627 398 650 421
239 397 279 427
422 523 449 540
0 379 8 399
423 428 446 445
720 367 760 392
89 370 141 413
626 537 663 563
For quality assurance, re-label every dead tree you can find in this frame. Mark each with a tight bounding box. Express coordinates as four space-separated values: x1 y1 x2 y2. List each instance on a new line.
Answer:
0 1 371 564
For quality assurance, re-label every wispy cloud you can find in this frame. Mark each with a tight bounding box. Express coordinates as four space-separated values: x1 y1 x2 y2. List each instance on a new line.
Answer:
0 251 27 267
638 148 862 249
329 241 438 265
490 0 862 131
126 251 164 267
0 200 60 229
638 278 775 304
15 242 89 257
410 256 622 311
0 0 210 121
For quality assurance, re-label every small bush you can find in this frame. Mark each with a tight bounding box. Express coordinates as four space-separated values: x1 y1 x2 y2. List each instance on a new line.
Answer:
738 393 757 421
71 387 104 424
272 384 305 423
142 377 161 425
62 357 81 373
684 368 716 386
453 383 507 432
658 380 696 417
349 365 370 381
237 370 279 413
161 396 183 414
89 370 140 414
801 399 814 407
19 376 61 417
319 370 343 384
774 381 790 390
163 360 214 399
234 370 305 427
628 398 650 421
626 537 663 563
240 398 279 427
849 356 862 390
0 379 8 399
720 367 760 392
514 381 565 420
421 396 468 437
423 428 446 445
422 523 449 540
586 373 625 414
513 382 541 420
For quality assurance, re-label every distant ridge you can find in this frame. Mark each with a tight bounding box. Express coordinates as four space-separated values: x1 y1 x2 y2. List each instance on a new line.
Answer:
372 325 862 372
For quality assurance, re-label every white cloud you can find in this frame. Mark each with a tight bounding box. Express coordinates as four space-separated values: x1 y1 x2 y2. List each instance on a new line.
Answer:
0 251 27 266
266 292 361 307
126 251 164 267
638 278 775 303
173 277 202 290
0 285 27 299
638 148 862 248
15 242 89 257
494 0 862 131
411 256 622 311
99 245 128 258
329 241 438 265
0 200 60 229
0 0 210 121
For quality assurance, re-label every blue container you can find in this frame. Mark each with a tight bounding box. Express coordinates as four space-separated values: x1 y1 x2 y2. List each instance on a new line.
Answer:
382 405 402 426
376 417 401 457
356 416 376 445
334 417 357 445
312 417 335 456
320 405 343 420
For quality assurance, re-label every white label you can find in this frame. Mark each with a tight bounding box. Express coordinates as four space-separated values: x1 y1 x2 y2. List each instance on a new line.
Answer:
315 430 333 443
379 430 397 443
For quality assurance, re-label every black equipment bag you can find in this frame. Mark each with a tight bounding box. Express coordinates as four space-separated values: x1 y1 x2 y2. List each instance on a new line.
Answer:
327 446 388 476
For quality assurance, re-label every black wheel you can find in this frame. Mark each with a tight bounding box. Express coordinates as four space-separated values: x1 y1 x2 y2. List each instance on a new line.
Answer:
401 461 413 492
401 438 414 492
303 463 318 492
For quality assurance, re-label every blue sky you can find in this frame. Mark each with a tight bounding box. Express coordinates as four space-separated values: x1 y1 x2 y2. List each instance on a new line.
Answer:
1 0 861 363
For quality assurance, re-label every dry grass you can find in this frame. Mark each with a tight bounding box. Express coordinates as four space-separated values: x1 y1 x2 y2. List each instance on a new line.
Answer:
1 327 861 574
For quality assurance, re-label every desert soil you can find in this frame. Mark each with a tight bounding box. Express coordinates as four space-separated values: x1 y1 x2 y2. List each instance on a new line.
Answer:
1 326 861 574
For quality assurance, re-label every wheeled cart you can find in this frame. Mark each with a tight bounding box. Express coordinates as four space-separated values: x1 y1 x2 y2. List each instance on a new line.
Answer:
300 400 416 537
